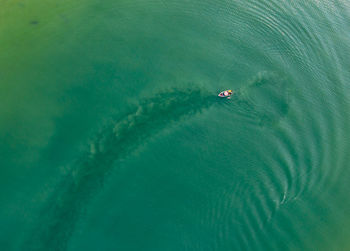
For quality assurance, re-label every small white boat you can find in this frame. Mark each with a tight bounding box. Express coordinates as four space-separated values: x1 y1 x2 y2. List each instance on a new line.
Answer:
218 89 233 98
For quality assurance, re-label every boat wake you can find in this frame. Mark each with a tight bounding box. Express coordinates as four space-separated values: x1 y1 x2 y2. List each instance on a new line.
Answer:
22 88 214 250
230 71 292 127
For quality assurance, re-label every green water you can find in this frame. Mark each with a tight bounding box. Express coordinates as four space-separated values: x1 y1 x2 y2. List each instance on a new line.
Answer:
1 0 350 250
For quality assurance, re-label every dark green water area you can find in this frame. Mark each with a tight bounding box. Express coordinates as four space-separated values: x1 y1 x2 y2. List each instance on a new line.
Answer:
1 0 350 250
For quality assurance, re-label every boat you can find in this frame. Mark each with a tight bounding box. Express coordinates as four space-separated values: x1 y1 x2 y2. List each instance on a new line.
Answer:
218 89 233 98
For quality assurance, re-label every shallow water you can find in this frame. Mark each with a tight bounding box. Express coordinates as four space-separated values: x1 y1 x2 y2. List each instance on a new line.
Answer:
1 0 350 250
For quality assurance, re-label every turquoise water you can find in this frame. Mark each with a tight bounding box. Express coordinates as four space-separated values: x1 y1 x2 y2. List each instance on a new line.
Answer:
1 0 350 250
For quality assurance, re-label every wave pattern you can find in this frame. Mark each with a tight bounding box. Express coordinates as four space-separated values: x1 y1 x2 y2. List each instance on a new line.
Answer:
208 1 350 248
17 0 350 250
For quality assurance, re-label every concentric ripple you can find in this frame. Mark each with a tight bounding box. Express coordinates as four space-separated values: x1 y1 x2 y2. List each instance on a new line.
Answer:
1 0 350 250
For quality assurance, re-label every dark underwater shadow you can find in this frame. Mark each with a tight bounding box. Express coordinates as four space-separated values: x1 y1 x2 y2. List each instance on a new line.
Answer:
22 88 216 251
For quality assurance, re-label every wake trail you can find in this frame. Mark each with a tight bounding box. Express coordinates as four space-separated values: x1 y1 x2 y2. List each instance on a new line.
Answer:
23 88 215 251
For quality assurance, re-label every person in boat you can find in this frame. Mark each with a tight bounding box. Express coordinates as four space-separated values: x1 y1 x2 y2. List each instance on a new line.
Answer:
224 90 233 96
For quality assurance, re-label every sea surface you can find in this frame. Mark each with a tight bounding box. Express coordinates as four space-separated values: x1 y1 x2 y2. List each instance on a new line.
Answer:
1 0 350 250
